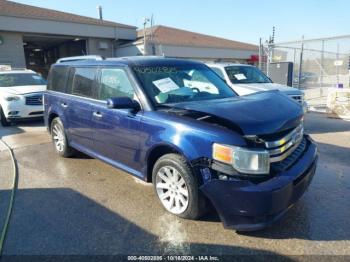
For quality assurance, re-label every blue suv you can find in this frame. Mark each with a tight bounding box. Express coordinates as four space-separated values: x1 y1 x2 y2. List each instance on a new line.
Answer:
44 56 317 231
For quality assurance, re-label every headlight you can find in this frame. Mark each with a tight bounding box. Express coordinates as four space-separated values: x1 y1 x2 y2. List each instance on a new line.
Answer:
213 143 270 175
5 96 20 102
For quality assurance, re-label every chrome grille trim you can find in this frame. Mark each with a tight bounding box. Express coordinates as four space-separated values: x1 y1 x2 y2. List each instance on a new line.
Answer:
269 138 303 163
264 124 303 149
260 124 304 163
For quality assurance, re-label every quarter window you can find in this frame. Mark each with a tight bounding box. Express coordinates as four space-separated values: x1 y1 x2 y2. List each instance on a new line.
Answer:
99 68 135 100
71 67 97 98
48 66 69 92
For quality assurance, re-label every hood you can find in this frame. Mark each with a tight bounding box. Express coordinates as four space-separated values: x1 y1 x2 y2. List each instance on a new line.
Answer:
234 83 302 96
170 91 303 135
0 85 46 95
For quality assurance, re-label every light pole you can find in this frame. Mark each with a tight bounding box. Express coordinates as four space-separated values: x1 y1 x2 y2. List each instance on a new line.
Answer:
143 17 150 56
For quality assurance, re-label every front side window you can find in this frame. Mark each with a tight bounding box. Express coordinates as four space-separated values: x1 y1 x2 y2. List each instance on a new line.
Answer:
225 66 272 84
71 67 97 98
132 64 235 106
0 73 46 87
98 68 135 100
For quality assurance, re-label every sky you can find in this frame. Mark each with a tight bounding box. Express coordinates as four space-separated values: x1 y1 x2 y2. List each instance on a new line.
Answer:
13 0 350 45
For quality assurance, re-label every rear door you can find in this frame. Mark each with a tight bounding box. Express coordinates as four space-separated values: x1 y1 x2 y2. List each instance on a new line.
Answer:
91 67 142 174
64 67 98 152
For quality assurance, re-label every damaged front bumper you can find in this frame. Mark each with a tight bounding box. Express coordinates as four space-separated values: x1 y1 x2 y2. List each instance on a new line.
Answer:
199 135 318 231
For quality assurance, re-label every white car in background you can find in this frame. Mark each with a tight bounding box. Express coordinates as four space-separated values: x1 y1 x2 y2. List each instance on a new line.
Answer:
207 63 307 112
0 68 46 126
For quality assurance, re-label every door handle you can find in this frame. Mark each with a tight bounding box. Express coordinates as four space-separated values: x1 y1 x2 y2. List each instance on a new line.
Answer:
61 103 68 108
93 111 103 118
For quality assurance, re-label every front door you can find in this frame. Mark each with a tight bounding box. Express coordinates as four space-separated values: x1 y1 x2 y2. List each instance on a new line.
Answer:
91 67 142 174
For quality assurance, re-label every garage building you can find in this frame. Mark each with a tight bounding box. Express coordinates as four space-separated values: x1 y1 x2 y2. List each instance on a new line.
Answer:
0 0 136 76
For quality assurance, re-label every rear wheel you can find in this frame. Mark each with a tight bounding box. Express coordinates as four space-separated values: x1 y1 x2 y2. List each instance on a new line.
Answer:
0 107 11 127
51 117 74 157
152 153 206 219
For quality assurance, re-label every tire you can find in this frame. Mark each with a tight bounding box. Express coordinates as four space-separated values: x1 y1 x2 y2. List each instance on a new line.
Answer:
152 153 206 220
50 117 74 158
0 107 11 127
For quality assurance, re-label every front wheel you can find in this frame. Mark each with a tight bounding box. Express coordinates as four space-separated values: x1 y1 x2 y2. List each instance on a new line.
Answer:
152 153 206 219
50 117 75 157
0 107 11 126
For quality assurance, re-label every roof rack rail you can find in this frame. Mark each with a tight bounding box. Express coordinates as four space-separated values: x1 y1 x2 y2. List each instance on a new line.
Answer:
56 55 104 63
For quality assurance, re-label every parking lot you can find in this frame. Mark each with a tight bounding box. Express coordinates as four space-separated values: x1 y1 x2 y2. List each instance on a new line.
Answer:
0 113 349 258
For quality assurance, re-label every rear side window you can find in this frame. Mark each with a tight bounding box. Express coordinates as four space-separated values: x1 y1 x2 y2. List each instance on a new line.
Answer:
70 67 97 98
48 66 69 92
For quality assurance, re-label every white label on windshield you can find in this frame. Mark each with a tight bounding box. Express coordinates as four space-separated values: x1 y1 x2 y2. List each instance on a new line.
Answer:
32 75 41 80
234 74 247 80
153 78 179 93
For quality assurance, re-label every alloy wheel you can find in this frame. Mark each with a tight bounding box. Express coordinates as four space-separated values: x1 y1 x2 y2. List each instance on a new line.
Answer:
155 166 189 214
52 123 65 152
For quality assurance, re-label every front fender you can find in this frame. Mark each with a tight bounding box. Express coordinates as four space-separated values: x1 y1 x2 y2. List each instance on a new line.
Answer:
140 111 247 178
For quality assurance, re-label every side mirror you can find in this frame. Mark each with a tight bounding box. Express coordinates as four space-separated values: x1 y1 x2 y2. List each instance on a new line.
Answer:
106 97 140 110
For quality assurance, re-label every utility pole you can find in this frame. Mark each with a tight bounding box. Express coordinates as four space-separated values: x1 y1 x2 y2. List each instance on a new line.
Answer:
336 44 340 86
266 26 275 77
298 36 304 89
143 17 150 56
348 54 350 88
270 26 276 62
258 38 262 70
97 5 103 20
320 40 325 96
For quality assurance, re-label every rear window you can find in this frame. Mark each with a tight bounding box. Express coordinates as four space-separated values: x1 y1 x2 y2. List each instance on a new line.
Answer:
48 66 69 92
70 67 97 98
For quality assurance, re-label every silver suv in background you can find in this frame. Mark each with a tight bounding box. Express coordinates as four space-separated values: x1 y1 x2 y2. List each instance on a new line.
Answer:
207 63 307 112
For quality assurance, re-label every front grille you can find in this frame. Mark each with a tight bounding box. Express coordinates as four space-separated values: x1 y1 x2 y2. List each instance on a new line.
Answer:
25 94 43 106
290 95 303 105
261 124 304 163
271 138 307 172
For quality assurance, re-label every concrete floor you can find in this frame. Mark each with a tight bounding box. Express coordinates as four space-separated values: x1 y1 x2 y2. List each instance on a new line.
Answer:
0 114 349 258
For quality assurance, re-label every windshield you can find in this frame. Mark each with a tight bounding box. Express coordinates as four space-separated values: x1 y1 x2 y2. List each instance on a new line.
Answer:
0 73 47 87
132 64 236 106
225 66 272 84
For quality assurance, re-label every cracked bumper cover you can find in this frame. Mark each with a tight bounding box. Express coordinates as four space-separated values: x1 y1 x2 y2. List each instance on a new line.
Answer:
200 135 318 231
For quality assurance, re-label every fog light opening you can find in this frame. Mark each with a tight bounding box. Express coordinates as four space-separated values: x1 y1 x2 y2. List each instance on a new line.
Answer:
8 111 19 116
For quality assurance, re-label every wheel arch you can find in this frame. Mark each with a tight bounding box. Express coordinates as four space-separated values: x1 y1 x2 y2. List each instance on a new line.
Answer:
48 112 59 133
145 143 191 183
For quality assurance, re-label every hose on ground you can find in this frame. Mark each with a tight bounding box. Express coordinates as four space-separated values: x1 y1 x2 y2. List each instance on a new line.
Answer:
0 138 17 256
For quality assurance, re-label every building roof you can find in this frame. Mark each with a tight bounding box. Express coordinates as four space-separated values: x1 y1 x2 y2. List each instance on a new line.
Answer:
0 0 136 29
137 25 258 51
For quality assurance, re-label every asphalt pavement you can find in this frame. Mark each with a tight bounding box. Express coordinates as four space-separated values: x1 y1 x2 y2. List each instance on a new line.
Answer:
0 114 349 258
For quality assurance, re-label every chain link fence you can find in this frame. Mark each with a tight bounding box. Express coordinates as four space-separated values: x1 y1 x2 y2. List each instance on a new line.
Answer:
260 35 350 112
